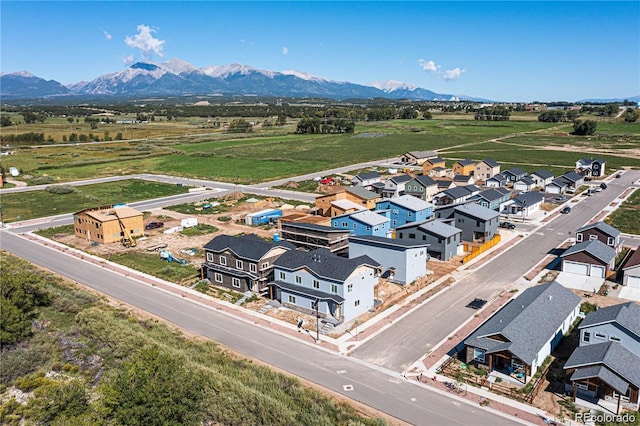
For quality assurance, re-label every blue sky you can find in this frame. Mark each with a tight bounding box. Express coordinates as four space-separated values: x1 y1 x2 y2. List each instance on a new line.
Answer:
2 1 638 102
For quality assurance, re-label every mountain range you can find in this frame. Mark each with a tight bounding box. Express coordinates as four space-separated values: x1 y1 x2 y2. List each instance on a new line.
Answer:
0 59 490 102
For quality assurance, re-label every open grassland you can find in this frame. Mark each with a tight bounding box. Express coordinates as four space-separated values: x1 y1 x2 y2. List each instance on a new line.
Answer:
0 252 386 425
605 188 640 234
3 117 639 186
0 180 188 222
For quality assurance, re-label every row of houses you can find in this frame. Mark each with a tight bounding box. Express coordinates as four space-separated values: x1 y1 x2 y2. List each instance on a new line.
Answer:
463 281 639 412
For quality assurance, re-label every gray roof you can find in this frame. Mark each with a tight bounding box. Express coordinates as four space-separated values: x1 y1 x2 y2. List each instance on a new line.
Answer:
443 186 474 200
271 280 345 304
455 159 476 166
411 175 437 187
389 174 413 184
503 167 527 177
577 158 606 166
548 178 568 188
513 191 545 207
387 194 433 212
579 302 640 339
475 188 510 203
346 186 380 200
480 158 499 168
353 171 380 181
453 174 474 182
464 282 581 365
454 203 500 221
436 179 454 189
427 157 446 164
281 221 350 234
515 176 536 186
406 150 437 159
204 234 294 261
576 221 621 239
349 209 389 226
623 248 640 269
349 235 429 250
418 219 461 238
564 341 640 392
273 248 379 282
561 240 617 264
488 173 508 182
532 169 554 180
562 171 583 183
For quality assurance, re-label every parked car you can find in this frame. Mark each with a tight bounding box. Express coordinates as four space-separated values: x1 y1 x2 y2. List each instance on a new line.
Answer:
555 195 566 201
499 221 516 229
600 182 607 189
145 221 164 230
561 207 571 214
615 174 622 178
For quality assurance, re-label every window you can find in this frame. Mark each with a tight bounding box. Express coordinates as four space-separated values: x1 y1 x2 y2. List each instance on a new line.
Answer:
473 348 485 363
313 280 320 289
353 223 357 229
219 256 227 266
342 221 348 227
607 237 614 246
214 273 223 283
589 235 598 241
392 220 397 226
279 272 286 280
355 300 360 307
422 235 426 241
409 233 416 239
365 226 371 231
331 284 338 293
232 278 240 288
236 260 243 269
295 275 302 284
408 211 413 217
206 253 213 262
609 336 620 342
576 234 583 242
288 295 296 304
262 262 269 269
583 332 590 343
347 284 353 292
595 332 606 339
249 263 257 273
399 232 404 238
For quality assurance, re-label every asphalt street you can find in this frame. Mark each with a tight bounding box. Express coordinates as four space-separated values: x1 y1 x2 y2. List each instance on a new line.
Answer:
350 170 640 371
0 231 516 426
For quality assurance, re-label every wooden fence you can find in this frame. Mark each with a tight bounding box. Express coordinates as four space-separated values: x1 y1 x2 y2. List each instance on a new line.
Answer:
462 234 501 264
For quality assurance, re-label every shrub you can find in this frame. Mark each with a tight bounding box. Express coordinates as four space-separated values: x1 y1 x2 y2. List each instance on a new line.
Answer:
45 185 76 195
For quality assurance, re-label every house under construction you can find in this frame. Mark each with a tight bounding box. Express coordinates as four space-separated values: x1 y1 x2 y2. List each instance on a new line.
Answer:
73 204 144 245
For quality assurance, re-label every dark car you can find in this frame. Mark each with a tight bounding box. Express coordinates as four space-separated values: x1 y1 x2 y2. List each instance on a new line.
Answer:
555 195 566 201
615 173 622 178
145 221 164 230
561 207 571 214
499 221 516 229
600 182 607 190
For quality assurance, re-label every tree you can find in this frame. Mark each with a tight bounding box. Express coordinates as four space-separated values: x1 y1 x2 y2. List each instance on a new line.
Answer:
228 119 252 133
572 119 597 135
623 108 639 122
0 115 12 127
67 117 74 124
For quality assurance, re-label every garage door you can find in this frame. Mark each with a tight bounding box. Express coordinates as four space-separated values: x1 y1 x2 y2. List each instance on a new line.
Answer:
589 265 605 278
627 275 640 289
563 261 588 275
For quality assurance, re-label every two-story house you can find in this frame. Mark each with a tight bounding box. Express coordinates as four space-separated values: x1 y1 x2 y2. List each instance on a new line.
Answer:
423 156 447 174
345 186 381 210
404 175 439 201
382 174 413 198
474 158 500 181
375 195 434 228
502 167 527 183
452 159 476 176
575 221 622 253
351 171 381 189
564 302 640 412
531 169 555 188
395 219 462 261
203 234 295 294
485 172 509 188
453 203 500 242
270 248 380 324
469 188 511 211
576 158 606 177
331 210 391 237
561 240 617 278
401 150 437 165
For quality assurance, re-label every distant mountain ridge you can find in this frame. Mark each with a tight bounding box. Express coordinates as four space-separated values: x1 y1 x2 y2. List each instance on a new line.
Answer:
0 58 490 101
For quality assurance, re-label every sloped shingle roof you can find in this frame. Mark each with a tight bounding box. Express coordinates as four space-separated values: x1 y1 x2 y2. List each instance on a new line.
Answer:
576 221 621 239
579 302 640 339
418 219 461 238
561 240 617 264
204 234 295 261
454 203 500 221
274 248 379 282
346 186 380 200
532 169 554 180
388 194 433 212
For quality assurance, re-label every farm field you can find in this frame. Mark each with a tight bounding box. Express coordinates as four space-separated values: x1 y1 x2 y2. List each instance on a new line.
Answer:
605 187 640 234
2 117 639 186
0 179 189 223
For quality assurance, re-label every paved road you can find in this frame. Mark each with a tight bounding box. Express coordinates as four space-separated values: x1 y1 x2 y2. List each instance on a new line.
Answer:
0 231 517 426
350 170 640 371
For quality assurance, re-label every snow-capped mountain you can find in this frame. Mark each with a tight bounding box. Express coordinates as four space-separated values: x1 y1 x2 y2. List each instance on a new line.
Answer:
1 59 483 101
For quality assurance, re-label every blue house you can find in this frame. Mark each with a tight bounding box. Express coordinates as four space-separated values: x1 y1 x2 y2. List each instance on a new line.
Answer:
270 248 380 324
331 209 390 237
375 194 433 228
469 188 511 211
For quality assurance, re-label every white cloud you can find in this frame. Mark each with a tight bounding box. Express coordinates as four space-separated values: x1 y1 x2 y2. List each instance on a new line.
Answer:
103 30 112 41
418 59 440 73
282 46 289 55
443 67 465 81
122 55 135 66
125 24 165 57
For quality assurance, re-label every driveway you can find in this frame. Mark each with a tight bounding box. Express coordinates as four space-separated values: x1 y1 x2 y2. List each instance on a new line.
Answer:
554 271 604 293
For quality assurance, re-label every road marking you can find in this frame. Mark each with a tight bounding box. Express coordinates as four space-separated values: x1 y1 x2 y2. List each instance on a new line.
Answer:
336 369 347 375
451 401 461 406
343 384 354 391
411 397 417 402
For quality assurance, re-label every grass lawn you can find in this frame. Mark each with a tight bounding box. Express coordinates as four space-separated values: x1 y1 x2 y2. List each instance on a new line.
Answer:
181 223 219 236
0 180 189 222
605 188 640 234
106 251 198 283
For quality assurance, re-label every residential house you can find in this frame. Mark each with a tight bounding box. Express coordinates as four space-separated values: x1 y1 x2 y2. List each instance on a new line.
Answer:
375 195 434 228
428 166 453 178
203 234 295 294
486 173 509 188
330 199 365 217
453 203 500 242
452 159 476 176
502 167 527 183
622 249 640 289
474 159 501 181
560 171 585 191
400 150 437 165
435 179 456 191
331 210 390 237
348 235 429 285
404 175 439 201
469 188 511 211
351 171 381 189
576 158 606 177
370 181 386 195
464 282 581 383
435 186 477 206
73 204 144 244
513 176 536 192
315 187 380 216
545 177 569 195
575 222 622 253
382 174 413 198
423 157 446 174
345 187 381 210
453 174 476 186
270 248 380 324
279 221 350 255
561 240 617 278
395 219 462 261
504 191 545 216
531 170 555 188
577 302 640 354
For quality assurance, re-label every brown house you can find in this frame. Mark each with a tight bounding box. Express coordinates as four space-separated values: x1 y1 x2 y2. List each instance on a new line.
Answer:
314 187 380 216
73 205 144 244
452 159 476 176
422 157 446 174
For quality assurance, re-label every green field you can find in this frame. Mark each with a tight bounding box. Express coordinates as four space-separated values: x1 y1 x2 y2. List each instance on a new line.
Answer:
605 188 640 234
0 180 188 222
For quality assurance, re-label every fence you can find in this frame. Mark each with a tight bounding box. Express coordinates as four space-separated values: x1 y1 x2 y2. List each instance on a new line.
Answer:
462 234 501 264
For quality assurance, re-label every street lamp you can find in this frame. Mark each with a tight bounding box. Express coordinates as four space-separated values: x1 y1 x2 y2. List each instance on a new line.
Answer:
311 299 320 343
